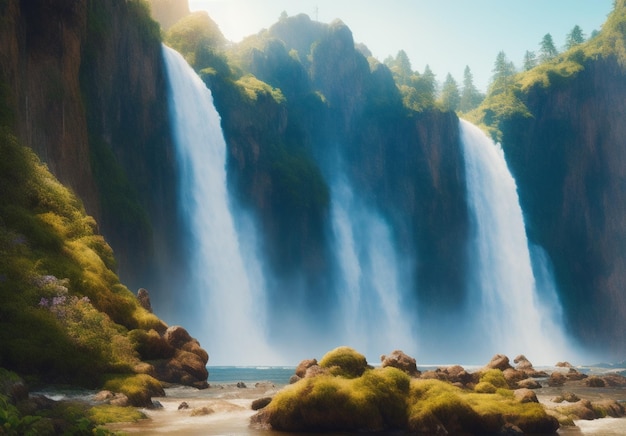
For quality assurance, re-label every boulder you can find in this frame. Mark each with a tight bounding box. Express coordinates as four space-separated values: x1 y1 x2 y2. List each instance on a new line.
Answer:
251 397 272 410
484 354 512 371
295 358 318 378
585 376 606 387
137 288 153 312
503 368 527 387
149 326 209 388
513 388 538 403
517 378 541 389
547 372 566 387
380 350 420 377
565 368 587 381
304 365 327 378
513 355 533 370
601 373 626 386
555 361 573 368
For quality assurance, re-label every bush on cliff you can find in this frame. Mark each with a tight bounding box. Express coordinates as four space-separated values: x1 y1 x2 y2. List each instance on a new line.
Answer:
0 117 169 387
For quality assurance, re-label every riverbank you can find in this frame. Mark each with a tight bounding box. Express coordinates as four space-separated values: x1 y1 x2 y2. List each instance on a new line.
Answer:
105 363 626 435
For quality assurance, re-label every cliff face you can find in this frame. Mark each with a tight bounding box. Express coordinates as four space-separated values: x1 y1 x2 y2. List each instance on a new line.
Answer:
0 0 95 210
0 0 180 294
208 14 468 315
500 56 626 356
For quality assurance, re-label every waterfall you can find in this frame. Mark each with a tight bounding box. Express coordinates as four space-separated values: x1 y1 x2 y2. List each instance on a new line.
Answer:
162 46 277 365
460 119 570 364
330 177 416 361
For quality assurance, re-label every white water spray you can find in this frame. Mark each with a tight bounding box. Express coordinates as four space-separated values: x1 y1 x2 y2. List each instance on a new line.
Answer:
331 177 416 361
162 46 277 365
460 119 570 364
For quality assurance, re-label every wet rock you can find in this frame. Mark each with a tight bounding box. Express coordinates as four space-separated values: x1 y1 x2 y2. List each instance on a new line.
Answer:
517 378 541 389
190 406 214 416
592 399 625 417
601 373 626 386
251 397 272 410
380 350 420 377
585 376 606 387
178 401 189 410
93 390 128 406
565 368 587 381
547 372 566 387
150 400 163 409
237 382 247 388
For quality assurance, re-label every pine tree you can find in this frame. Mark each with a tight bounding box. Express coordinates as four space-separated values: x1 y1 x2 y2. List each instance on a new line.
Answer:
490 51 516 94
539 33 559 62
565 25 585 50
439 73 460 111
523 50 537 71
459 66 483 112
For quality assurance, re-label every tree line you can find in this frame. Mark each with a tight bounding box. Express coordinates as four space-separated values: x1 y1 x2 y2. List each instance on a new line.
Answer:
384 24 594 114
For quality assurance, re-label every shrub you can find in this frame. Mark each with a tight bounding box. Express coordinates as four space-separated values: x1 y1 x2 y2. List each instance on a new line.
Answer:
479 369 508 389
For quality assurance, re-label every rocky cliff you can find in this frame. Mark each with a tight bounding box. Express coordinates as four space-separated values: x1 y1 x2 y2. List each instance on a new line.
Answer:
0 0 180 296
475 2 626 357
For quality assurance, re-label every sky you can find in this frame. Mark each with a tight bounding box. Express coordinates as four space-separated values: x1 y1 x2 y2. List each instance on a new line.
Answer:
188 0 614 92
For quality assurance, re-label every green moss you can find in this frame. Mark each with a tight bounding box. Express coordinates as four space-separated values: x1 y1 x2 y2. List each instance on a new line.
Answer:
88 405 146 424
318 346 369 378
103 374 164 406
479 369 508 389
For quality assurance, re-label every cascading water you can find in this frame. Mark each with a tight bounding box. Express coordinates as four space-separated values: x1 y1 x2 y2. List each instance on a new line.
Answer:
162 45 277 365
330 177 416 361
460 119 571 364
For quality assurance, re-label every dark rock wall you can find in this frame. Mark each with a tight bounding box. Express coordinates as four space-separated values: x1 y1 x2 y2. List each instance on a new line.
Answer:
0 0 180 303
501 57 626 356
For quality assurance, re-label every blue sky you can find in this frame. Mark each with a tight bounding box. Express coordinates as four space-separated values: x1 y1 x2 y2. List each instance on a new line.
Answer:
189 0 614 92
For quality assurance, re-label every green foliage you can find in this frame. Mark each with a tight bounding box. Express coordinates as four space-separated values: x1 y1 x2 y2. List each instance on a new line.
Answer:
539 33 559 62
0 122 165 385
0 394 44 436
479 369 508 389
459 66 484 113
267 368 410 432
565 25 586 50
128 0 161 45
236 75 286 104
318 346 369 378
88 405 146 424
165 11 226 67
89 136 152 254
103 374 164 406
438 73 460 111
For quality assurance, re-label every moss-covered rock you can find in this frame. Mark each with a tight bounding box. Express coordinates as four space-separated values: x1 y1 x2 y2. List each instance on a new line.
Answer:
103 374 164 407
318 346 369 378
253 348 559 435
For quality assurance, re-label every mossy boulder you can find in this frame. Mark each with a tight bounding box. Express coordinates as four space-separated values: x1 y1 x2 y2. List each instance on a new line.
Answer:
252 348 559 435
318 346 369 378
103 374 164 407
